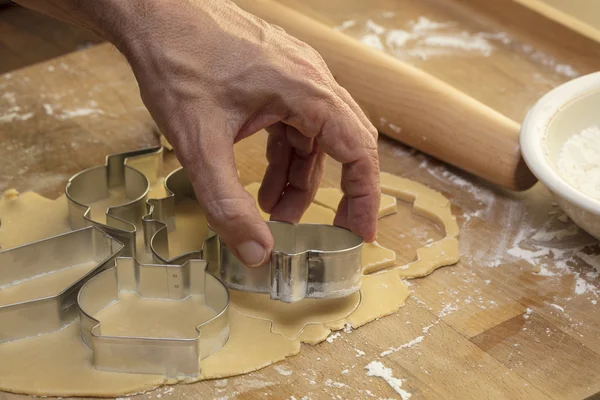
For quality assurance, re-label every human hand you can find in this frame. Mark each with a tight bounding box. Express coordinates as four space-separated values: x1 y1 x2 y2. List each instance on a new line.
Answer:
117 0 380 266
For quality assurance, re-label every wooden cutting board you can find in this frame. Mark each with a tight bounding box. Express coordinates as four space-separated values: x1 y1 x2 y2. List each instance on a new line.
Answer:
0 1 599 398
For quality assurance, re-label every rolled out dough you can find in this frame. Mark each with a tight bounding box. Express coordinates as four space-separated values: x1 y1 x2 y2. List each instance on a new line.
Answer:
0 171 458 397
312 183 459 276
96 292 216 339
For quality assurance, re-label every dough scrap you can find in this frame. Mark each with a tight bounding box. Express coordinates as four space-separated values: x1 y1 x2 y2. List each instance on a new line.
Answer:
362 241 397 273
230 290 361 340
312 182 459 277
379 172 460 277
0 170 458 397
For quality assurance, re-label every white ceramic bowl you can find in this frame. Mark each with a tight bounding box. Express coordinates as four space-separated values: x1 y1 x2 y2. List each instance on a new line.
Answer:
521 72 600 240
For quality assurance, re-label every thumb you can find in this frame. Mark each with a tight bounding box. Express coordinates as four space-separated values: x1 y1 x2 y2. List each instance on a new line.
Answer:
181 136 274 267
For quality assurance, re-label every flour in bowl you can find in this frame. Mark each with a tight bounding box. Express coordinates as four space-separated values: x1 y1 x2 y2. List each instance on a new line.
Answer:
557 126 600 200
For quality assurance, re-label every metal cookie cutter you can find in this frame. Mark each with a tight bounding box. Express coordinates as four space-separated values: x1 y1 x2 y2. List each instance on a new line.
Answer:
143 167 200 265
65 147 163 258
203 222 364 303
144 168 365 303
77 257 229 377
0 227 123 342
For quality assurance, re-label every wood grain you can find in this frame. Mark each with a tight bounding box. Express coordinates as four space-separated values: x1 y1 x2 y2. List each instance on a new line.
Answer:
236 0 537 191
519 0 600 42
0 4 101 74
0 0 599 398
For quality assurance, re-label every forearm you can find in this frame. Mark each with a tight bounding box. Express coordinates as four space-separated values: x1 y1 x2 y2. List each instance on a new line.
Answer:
11 0 155 51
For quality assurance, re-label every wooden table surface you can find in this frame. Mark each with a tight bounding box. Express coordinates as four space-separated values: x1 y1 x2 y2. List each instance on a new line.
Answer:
0 3 599 400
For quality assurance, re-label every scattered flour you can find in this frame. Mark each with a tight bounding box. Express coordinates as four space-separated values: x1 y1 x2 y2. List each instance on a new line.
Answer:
365 19 386 35
334 14 578 77
388 123 402 133
214 379 228 388
365 361 412 400
411 16 454 32
550 303 565 312
421 33 492 56
326 332 342 343
274 364 293 376
574 277 596 295
380 336 424 356
438 302 458 318
0 91 35 123
43 103 54 116
557 126 600 200
324 379 347 388
421 322 437 334
0 112 34 123
212 378 275 400
56 107 105 120
334 19 357 31
359 34 384 51
355 348 365 358
386 30 411 48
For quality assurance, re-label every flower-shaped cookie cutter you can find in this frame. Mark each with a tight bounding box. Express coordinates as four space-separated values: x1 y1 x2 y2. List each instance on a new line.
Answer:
77 257 230 377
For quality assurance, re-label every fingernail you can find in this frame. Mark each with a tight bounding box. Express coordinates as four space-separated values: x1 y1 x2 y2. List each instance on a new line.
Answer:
236 240 267 267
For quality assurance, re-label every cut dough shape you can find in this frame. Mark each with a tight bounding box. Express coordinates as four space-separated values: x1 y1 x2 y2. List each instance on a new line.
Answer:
310 176 460 277
362 241 397 273
379 172 460 277
311 187 398 273
230 290 361 340
314 187 398 218
96 292 216 339
0 169 458 397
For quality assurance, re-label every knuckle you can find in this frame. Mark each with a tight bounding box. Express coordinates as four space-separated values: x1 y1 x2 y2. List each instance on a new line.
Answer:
204 195 253 229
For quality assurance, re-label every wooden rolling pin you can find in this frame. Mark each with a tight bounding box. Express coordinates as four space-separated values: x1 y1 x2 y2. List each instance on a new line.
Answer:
236 0 538 191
